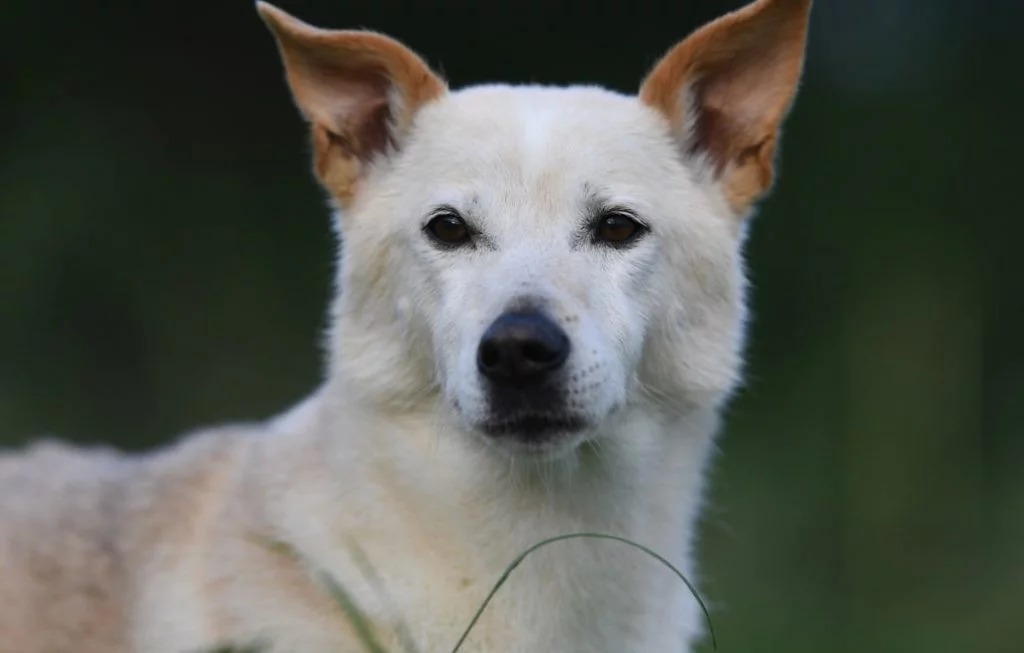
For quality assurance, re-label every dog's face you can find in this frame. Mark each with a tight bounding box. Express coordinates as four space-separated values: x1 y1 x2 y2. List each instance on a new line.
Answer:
378 88 739 451
259 0 811 455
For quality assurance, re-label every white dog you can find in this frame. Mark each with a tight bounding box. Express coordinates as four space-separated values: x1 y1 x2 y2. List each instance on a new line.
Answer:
0 1 812 651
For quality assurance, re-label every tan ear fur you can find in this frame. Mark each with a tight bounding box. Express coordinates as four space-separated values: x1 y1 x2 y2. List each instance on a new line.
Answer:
639 0 812 214
257 2 447 205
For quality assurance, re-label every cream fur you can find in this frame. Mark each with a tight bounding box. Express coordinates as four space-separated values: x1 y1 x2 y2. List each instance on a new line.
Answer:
0 2 811 651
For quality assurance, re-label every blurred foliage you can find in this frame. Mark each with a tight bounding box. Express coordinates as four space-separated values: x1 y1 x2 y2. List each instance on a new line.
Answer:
1 0 1021 652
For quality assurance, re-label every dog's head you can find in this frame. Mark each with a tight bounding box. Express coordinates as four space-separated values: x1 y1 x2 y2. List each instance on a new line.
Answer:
259 0 811 455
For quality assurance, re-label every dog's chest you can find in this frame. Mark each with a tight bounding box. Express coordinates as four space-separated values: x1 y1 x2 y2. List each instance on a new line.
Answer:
338 538 689 653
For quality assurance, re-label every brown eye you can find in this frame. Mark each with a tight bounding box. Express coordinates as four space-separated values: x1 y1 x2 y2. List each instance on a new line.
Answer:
594 211 645 246
425 210 471 247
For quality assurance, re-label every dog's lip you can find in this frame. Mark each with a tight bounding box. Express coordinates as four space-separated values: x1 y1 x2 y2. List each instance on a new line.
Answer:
479 412 588 440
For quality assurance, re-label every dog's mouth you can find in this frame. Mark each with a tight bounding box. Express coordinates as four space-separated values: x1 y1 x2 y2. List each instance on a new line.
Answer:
479 412 588 443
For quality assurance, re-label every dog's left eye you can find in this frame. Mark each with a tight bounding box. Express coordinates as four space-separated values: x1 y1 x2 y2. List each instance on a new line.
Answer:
593 211 647 246
424 210 472 247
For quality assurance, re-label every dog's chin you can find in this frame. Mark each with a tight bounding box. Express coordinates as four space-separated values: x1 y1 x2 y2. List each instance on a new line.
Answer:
474 413 592 459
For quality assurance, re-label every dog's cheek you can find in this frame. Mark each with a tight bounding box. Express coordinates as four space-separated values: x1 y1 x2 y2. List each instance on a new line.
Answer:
401 246 447 326
635 259 745 409
420 273 474 392
608 255 658 369
621 259 684 403
394 294 414 330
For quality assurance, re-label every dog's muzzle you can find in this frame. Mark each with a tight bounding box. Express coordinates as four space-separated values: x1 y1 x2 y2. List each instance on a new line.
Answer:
476 310 585 443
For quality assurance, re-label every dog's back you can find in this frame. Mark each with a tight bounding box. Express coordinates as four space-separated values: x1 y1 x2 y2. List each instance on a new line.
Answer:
0 443 133 652
0 431 252 653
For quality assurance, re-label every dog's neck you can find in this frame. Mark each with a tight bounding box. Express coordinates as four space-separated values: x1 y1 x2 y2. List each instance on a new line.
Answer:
290 378 719 556
261 379 718 649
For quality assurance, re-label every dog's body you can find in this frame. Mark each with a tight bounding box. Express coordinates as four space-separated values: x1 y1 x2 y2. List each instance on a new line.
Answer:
0 391 715 653
0 1 811 652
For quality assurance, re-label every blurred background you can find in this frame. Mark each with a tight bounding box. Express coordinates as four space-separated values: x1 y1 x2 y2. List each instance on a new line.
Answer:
1 0 1020 651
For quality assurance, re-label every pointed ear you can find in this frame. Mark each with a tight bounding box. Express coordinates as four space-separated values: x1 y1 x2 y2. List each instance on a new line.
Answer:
639 0 811 214
257 2 447 205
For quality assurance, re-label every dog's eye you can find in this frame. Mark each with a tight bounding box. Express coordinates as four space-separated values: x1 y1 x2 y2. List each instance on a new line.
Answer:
593 211 646 246
425 210 471 247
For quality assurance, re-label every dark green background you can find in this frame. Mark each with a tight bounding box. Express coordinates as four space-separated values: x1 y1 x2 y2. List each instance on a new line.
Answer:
2 1 1020 651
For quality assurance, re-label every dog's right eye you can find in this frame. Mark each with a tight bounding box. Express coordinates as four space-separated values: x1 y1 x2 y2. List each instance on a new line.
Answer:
424 210 472 247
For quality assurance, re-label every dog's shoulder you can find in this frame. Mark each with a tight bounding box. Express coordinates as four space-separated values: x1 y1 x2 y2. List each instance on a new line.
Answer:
0 426 259 653
0 437 133 516
0 439 136 652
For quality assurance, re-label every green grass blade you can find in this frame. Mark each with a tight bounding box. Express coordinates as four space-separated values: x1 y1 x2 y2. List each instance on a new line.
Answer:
318 570 391 653
249 533 389 653
449 532 717 652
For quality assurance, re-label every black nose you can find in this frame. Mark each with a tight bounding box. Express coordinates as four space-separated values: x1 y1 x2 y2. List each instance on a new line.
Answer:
477 311 570 383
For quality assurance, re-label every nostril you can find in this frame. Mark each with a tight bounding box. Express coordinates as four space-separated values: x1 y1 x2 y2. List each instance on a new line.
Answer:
478 341 501 370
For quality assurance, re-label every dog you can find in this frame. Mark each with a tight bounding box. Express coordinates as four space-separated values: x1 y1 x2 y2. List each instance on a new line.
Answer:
0 0 811 651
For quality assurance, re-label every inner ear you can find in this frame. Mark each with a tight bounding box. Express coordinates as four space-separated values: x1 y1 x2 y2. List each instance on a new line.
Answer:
322 85 392 161
258 2 447 203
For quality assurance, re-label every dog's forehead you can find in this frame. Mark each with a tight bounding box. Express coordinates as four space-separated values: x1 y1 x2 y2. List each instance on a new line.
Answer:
445 85 654 133
405 85 681 190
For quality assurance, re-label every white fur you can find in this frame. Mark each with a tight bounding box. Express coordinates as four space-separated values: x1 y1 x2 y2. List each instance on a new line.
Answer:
1 85 753 653
205 86 746 652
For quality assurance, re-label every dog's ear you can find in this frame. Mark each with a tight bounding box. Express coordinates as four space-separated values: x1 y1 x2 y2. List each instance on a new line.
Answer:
639 0 811 214
257 2 446 205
